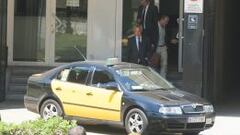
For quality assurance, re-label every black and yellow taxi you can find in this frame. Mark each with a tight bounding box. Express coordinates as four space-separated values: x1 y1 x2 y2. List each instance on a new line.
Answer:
24 58 215 135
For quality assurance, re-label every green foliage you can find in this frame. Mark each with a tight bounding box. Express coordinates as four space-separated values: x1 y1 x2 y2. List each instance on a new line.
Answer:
0 117 77 135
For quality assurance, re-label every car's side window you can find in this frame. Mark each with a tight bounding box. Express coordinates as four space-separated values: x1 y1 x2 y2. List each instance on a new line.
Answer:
65 67 90 84
57 69 70 81
91 69 116 89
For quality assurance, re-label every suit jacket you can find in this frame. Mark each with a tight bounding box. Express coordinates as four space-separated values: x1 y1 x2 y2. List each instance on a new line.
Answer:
127 36 150 65
137 4 159 52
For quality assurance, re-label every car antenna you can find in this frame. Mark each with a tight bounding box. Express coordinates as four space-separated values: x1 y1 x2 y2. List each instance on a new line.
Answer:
74 45 87 61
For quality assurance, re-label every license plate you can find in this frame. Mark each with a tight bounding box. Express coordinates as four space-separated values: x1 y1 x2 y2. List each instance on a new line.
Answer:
206 118 213 124
188 116 205 123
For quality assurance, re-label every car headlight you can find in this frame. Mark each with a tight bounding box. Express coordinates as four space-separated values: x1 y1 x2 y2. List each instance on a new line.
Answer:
159 106 183 115
204 105 214 113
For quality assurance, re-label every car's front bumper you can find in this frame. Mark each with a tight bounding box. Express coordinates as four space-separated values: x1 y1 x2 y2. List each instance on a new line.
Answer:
146 112 215 133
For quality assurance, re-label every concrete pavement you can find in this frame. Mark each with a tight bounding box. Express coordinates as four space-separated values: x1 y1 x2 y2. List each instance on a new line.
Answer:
1 100 240 135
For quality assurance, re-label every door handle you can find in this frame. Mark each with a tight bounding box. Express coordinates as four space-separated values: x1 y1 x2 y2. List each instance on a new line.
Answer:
86 92 93 96
55 87 62 91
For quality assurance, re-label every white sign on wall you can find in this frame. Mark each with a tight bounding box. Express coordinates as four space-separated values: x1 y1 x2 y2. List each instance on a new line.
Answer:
184 0 203 13
66 0 80 7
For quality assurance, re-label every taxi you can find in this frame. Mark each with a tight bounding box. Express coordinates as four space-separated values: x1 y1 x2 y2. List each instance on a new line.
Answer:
24 58 215 135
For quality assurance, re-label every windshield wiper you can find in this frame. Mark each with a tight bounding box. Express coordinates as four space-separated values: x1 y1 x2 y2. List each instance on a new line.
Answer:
131 89 149 92
153 88 175 91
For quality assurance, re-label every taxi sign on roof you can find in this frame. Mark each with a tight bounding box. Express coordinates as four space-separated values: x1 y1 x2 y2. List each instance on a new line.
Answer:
106 58 119 66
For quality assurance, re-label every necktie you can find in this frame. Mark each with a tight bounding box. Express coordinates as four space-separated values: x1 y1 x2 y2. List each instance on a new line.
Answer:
137 37 140 51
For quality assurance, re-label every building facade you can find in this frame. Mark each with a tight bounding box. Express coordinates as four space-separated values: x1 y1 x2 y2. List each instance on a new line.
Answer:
0 0 239 104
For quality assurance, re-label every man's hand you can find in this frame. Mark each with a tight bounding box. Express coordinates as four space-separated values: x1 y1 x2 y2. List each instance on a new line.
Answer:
137 18 141 24
171 39 178 44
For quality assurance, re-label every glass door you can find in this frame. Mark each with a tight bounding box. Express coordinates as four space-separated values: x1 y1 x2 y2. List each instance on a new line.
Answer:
7 0 88 66
7 0 47 65
50 0 88 63
13 0 46 62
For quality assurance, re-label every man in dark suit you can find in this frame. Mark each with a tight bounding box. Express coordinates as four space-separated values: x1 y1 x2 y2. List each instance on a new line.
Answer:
137 0 159 57
128 25 150 65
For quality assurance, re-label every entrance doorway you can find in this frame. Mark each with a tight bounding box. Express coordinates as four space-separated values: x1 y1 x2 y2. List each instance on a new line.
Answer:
159 0 184 73
122 0 184 87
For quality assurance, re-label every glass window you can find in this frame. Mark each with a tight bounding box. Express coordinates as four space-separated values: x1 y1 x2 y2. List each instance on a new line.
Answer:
55 0 88 62
91 69 116 88
13 0 46 61
57 69 70 81
65 67 89 84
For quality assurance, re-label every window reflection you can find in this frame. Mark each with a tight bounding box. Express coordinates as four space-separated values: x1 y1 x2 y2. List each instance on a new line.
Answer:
55 0 88 62
13 0 46 62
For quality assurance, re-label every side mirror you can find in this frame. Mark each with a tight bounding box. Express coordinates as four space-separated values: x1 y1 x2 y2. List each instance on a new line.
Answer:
105 82 119 91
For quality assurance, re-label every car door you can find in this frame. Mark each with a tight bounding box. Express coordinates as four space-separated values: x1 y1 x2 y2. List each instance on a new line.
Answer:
84 67 123 122
51 66 92 117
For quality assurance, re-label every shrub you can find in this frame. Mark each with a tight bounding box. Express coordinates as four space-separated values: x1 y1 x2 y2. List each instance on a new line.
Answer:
0 117 77 135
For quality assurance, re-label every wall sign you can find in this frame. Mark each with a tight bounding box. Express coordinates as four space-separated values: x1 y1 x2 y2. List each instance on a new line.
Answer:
184 0 203 13
187 15 198 29
66 0 80 7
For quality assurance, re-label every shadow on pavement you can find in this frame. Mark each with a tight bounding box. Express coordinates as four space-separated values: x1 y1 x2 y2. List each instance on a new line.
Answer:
82 125 178 135
83 125 126 135
0 100 25 110
214 96 240 117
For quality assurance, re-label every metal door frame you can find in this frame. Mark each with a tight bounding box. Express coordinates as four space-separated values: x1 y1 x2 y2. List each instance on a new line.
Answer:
178 0 184 72
0 0 7 101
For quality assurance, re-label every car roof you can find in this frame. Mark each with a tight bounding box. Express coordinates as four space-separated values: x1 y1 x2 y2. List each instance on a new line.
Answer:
76 60 147 69
40 60 148 80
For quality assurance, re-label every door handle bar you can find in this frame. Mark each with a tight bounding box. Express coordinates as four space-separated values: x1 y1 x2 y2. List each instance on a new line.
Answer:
86 92 93 96
56 87 62 91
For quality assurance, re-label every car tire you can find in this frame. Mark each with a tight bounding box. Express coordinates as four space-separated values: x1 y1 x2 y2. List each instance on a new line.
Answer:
183 132 200 135
40 99 63 120
125 108 149 135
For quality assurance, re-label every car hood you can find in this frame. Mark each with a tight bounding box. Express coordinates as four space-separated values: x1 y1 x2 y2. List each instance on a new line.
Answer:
134 89 209 105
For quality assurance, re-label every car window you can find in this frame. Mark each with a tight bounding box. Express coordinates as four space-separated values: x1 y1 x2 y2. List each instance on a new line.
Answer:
57 69 71 81
91 69 116 88
66 67 90 84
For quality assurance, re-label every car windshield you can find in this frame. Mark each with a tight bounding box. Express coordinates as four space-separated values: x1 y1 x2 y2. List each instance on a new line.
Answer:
116 67 174 91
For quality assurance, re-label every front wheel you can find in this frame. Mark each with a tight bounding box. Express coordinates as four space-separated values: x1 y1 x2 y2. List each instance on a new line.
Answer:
40 99 63 120
125 108 149 135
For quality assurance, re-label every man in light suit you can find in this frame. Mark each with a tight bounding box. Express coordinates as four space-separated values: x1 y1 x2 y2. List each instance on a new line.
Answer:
128 25 150 65
156 15 170 78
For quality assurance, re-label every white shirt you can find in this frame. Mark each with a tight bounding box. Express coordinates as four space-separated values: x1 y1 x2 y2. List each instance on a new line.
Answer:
143 4 149 29
135 36 142 51
158 23 166 46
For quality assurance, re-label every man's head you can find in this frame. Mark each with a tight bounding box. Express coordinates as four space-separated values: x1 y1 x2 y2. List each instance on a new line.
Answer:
159 15 170 27
133 25 143 37
140 0 150 7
